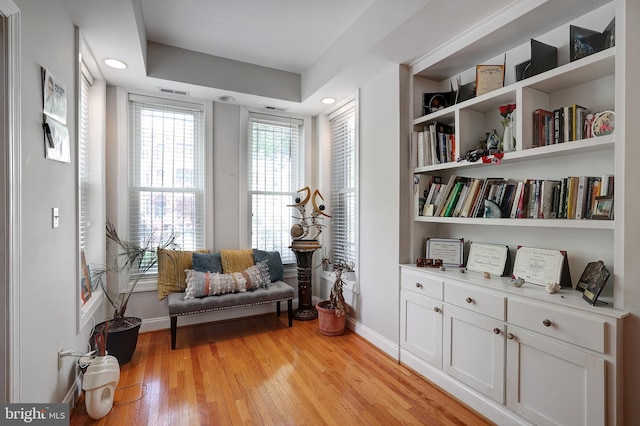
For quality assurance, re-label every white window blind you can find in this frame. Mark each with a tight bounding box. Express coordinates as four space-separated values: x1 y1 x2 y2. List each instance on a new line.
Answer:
329 100 357 266
79 62 93 255
129 95 205 273
248 112 304 264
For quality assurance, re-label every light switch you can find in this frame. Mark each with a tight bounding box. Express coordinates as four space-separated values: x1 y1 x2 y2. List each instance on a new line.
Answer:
52 207 59 228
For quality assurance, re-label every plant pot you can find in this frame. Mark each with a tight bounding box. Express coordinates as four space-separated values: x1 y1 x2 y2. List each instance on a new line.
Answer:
316 301 346 336
92 317 142 365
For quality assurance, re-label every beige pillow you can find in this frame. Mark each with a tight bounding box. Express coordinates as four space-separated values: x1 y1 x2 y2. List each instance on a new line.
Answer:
157 248 208 300
220 249 255 273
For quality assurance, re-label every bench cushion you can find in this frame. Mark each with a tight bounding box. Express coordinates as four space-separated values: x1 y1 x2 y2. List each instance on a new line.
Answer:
168 280 294 317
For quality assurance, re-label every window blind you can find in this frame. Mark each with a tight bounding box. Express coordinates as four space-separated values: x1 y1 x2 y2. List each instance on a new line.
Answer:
129 96 205 274
248 112 304 264
79 63 93 255
329 101 357 266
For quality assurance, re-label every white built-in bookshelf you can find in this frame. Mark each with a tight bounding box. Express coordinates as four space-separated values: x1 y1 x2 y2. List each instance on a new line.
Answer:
400 1 628 425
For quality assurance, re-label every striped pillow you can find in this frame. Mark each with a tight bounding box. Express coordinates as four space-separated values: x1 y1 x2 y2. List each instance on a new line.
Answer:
220 249 255 273
184 261 271 299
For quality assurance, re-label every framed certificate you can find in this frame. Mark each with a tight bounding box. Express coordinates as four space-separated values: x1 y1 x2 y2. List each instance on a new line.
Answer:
475 64 505 96
466 242 510 276
512 246 570 286
425 237 464 267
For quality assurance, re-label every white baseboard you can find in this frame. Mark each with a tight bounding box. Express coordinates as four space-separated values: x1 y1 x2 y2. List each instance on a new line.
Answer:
63 374 83 412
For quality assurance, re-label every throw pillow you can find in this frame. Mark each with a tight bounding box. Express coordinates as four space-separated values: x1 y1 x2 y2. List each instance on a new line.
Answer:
184 261 271 299
220 249 255 273
253 249 284 282
157 248 208 301
192 252 223 273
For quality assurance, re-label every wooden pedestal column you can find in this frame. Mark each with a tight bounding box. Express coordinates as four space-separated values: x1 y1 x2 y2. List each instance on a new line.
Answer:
290 240 320 321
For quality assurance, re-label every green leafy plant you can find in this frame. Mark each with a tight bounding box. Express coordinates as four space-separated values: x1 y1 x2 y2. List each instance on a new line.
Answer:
93 221 179 324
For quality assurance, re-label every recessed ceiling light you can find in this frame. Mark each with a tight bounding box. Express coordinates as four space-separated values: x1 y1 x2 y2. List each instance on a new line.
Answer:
321 97 336 105
104 58 128 69
218 96 235 102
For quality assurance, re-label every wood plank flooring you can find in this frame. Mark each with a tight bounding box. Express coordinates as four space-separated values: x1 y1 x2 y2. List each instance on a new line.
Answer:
70 314 493 425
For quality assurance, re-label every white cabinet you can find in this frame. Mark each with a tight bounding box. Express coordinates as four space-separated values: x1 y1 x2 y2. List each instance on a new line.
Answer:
400 290 443 369
399 265 626 426
443 305 505 403
506 326 605 426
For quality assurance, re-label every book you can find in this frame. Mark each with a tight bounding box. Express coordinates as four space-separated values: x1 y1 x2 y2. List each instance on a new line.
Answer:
472 178 505 217
553 108 564 144
572 104 587 141
442 181 465 217
575 176 589 219
452 181 470 217
566 176 578 219
461 179 483 218
413 174 433 217
509 182 524 218
434 175 459 217
541 180 560 218
533 109 553 146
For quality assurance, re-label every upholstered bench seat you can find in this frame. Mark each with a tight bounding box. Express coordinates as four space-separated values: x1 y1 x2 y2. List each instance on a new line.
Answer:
167 280 295 349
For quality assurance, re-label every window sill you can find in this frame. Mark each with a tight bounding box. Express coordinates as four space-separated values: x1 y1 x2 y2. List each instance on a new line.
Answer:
80 287 105 331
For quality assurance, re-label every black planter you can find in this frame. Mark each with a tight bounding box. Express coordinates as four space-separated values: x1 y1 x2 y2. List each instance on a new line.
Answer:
93 317 142 365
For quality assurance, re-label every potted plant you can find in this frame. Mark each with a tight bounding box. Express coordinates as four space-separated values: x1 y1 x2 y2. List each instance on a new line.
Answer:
316 260 351 336
92 222 179 364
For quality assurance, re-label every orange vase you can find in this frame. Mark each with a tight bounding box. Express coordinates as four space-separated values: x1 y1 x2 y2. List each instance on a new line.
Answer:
316 300 346 336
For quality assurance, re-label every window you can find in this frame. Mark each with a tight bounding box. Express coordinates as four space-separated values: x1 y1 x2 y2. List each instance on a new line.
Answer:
248 112 305 264
78 62 92 263
129 95 205 273
329 100 357 266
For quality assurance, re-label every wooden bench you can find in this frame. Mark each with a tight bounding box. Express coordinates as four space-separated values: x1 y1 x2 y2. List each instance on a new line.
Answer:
167 281 294 349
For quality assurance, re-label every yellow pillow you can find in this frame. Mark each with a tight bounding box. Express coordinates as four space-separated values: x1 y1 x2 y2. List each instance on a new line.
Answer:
221 249 255 273
157 248 208 300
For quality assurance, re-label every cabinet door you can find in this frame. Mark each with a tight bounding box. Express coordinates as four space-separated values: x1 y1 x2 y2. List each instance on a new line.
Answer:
506 326 605 426
400 290 443 369
443 305 505 403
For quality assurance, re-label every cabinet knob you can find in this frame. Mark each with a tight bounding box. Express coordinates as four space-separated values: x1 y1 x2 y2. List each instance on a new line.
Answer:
466 297 473 304
493 328 501 335
415 282 423 289
507 333 515 340
543 319 552 327
433 307 441 313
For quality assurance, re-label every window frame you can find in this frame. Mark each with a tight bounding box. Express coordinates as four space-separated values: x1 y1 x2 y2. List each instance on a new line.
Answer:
326 97 359 271
112 91 213 293
240 107 313 268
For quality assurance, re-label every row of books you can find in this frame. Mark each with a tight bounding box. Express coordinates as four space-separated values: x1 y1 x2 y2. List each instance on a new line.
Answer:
412 122 456 167
533 105 600 146
416 174 614 219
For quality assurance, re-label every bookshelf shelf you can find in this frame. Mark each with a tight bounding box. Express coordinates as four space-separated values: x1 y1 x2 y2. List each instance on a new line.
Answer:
413 215 614 230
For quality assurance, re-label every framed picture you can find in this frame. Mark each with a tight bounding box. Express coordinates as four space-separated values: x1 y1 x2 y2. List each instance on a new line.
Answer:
466 242 510 276
423 92 450 115
80 251 92 305
592 196 614 220
577 260 610 305
425 237 464 267
475 64 505 96
591 110 615 137
603 17 615 49
570 25 603 62
512 246 571 287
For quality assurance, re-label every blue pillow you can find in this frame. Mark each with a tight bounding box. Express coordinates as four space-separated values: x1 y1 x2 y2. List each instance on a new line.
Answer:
253 249 284 282
192 252 223 273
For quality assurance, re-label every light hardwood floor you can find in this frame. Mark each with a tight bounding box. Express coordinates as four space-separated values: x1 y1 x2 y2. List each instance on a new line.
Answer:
71 313 493 425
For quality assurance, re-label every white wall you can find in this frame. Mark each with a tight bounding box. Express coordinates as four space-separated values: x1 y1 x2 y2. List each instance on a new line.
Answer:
351 64 404 356
15 0 97 403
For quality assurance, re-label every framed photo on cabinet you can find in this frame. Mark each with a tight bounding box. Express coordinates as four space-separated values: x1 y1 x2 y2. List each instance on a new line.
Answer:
592 196 613 220
425 237 464 267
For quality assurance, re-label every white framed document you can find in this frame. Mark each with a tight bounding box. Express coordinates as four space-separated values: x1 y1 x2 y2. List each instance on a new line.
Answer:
466 242 510 276
425 237 464 267
512 246 569 286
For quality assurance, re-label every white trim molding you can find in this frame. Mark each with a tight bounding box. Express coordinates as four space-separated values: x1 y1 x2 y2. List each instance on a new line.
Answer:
1 0 22 402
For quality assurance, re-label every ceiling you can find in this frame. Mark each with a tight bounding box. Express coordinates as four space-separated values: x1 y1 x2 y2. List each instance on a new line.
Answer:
63 0 543 115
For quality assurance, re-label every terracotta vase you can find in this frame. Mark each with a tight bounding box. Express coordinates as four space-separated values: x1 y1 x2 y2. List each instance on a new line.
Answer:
316 300 346 336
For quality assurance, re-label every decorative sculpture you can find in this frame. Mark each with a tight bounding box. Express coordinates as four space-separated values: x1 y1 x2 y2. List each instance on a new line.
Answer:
288 187 331 320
